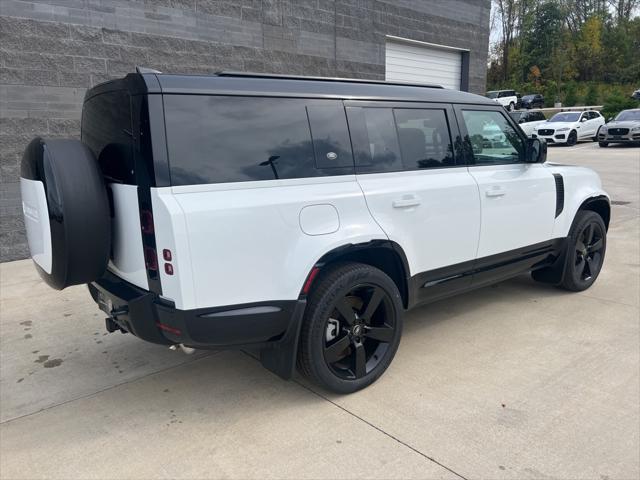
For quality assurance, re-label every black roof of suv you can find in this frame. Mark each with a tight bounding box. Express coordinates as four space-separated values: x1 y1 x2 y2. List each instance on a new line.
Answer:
85 71 496 106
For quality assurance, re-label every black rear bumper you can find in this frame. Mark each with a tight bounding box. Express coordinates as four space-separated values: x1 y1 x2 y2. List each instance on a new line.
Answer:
88 271 306 378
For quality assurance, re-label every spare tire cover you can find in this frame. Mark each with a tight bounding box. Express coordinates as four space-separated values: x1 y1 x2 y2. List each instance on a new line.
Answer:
20 137 111 289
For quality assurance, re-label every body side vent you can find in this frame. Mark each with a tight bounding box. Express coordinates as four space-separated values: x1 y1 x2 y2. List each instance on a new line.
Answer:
553 173 564 218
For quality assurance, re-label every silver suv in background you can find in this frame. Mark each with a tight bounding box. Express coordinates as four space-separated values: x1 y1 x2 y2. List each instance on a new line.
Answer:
598 109 640 147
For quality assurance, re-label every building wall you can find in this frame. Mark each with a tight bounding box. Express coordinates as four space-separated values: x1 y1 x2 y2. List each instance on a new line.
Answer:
0 0 491 262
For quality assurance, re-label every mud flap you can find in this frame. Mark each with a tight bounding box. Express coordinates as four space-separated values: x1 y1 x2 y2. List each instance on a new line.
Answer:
260 299 307 380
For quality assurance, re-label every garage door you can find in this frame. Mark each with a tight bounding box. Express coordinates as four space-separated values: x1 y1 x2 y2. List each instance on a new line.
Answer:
385 39 463 90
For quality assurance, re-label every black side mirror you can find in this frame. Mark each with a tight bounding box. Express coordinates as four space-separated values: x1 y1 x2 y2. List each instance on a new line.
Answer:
526 138 546 163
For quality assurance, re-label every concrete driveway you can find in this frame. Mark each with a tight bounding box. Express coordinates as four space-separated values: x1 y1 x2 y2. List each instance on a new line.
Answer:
1 142 638 480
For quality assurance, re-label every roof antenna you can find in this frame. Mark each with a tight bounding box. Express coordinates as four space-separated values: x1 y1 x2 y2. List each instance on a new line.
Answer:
136 66 162 74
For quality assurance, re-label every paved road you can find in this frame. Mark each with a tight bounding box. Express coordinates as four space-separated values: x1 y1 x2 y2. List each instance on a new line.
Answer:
1 142 638 479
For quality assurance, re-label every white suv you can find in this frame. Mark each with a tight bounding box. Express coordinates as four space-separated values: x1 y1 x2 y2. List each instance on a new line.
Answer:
20 71 610 393
486 89 519 111
534 110 605 146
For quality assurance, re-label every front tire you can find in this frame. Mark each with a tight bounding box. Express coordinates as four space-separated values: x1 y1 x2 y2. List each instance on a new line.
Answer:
297 263 403 393
599 141 609 147
558 211 607 292
567 130 577 146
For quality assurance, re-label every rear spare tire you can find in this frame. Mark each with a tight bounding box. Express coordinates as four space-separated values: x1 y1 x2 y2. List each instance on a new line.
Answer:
20 137 111 289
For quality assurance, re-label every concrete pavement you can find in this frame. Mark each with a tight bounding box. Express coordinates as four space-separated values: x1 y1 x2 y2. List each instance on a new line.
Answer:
1 142 638 479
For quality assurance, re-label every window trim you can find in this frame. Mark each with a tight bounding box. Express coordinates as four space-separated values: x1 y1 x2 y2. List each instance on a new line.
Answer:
453 104 528 167
344 100 466 173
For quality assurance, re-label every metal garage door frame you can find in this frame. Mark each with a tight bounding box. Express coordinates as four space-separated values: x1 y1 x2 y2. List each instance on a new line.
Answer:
385 35 470 91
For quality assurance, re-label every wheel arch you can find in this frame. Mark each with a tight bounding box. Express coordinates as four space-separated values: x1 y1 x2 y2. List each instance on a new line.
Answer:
306 240 411 309
579 195 611 230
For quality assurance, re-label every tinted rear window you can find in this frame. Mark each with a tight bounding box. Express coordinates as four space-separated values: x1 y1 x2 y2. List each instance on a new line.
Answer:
164 95 353 185
81 90 134 184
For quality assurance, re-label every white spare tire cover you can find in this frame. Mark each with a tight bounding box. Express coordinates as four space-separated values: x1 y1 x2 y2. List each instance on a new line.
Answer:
20 137 111 289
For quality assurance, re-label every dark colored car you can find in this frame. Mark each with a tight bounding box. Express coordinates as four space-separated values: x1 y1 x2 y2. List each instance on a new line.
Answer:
521 94 544 109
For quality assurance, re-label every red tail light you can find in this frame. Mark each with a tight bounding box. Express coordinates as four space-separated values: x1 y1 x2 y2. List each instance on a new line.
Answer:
144 246 158 271
140 209 154 234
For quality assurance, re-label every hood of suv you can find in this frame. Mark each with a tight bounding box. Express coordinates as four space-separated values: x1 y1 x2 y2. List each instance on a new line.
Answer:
605 120 640 128
536 121 576 131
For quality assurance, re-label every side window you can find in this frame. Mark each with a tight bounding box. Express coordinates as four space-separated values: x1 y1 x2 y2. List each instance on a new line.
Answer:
580 112 588 122
346 107 403 174
306 101 354 171
461 110 525 165
164 96 352 185
535 112 546 121
82 90 135 184
394 108 455 169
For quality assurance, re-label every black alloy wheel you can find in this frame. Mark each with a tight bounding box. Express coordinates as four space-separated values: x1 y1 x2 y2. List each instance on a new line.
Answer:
323 283 396 380
573 221 605 282
298 262 403 393
558 210 607 291
567 130 578 146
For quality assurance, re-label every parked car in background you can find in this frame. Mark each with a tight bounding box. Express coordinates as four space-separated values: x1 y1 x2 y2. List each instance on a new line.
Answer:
485 89 518 111
521 94 545 109
510 110 547 137
597 108 640 147
632 89 640 101
533 110 605 146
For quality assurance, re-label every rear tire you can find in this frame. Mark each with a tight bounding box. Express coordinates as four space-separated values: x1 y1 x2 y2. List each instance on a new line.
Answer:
509 102 515 111
20 137 111 289
557 211 607 292
297 262 403 393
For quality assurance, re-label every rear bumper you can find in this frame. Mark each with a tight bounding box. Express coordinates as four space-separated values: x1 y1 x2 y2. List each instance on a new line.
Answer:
88 271 306 377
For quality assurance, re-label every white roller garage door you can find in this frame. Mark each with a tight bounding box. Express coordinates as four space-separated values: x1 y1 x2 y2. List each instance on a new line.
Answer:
385 39 463 90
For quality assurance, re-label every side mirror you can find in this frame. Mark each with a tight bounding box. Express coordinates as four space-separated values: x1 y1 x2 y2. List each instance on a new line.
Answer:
526 138 546 163
580 117 587 122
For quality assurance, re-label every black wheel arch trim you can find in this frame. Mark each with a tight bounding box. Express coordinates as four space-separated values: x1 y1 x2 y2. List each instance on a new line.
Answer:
305 240 411 309
579 195 611 230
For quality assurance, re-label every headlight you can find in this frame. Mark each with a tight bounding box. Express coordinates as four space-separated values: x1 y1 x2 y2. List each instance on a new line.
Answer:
600 127 607 133
556 127 570 132
631 126 640 132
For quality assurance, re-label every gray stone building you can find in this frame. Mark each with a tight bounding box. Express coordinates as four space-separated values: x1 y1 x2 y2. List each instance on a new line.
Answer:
0 0 491 262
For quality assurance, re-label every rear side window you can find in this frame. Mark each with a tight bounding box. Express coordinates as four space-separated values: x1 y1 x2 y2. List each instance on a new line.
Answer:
163 96 353 186
82 90 134 184
346 106 456 174
394 109 455 169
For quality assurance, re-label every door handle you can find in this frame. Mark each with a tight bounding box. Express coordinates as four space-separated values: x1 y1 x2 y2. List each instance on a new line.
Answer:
392 195 421 208
485 186 506 197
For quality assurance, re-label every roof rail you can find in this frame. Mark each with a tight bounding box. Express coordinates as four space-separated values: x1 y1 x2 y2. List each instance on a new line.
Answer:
215 71 443 89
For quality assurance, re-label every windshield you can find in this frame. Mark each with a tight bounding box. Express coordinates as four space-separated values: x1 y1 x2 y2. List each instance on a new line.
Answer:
549 112 580 122
614 110 640 121
485 91 499 99
522 95 535 100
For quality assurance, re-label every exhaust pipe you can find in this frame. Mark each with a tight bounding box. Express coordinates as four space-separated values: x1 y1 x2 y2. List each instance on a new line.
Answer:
169 344 196 355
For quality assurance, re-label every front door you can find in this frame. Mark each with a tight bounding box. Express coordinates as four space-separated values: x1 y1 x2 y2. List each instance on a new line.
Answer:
345 102 481 305
455 107 557 287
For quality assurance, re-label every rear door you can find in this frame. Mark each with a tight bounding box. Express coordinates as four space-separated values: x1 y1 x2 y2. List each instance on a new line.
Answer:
347 101 481 303
454 106 556 286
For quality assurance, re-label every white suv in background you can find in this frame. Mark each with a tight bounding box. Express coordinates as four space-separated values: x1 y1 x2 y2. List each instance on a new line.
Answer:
20 71 610 393
486 89 519 111
534 110 605 146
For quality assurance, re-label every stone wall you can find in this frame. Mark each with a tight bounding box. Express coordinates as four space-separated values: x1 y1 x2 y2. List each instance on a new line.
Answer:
0 0 490 261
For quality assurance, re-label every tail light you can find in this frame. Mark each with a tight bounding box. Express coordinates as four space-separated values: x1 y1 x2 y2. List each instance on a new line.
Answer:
140 209 154 234
144 246 158 271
